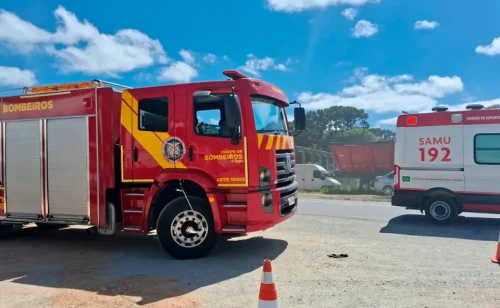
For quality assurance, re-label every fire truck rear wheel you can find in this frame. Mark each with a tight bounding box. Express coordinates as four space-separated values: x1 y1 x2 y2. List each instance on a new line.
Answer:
424 196 458 225
156 196 219 259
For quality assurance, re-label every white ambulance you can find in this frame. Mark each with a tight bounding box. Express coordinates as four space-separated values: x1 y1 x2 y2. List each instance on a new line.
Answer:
392 103 500 224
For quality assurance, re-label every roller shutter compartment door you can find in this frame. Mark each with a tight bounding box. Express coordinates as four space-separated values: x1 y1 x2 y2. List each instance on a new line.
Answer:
47 117 89 219
5 120 43 217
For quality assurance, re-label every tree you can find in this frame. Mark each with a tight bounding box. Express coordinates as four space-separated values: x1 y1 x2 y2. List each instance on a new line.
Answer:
292 105 370 151
338 128 377 143
368 128 395 140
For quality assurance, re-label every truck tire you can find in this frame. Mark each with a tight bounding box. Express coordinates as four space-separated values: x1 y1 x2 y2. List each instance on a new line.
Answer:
382 185 394 196
156 196 219 259
424 196 458 225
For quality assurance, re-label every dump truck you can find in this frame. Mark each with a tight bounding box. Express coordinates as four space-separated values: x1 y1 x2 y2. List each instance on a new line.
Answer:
0 70 305 259
330 140 395 188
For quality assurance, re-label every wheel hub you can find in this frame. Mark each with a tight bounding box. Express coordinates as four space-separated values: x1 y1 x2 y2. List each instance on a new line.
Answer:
171 210 208 248
430 201 450 220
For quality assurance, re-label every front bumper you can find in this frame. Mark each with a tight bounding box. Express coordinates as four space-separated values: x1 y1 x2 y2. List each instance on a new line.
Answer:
246 181 298 232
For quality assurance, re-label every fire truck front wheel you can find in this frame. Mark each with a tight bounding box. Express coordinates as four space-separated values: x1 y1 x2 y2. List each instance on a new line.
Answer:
424 196 458 225
156 196 219 259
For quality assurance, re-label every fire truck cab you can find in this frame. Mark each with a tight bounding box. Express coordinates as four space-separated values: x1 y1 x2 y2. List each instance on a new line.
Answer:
0 70 306 259
392 104 500 224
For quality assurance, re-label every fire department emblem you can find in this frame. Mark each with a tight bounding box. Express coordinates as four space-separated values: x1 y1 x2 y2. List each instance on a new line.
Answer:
162 137 186 163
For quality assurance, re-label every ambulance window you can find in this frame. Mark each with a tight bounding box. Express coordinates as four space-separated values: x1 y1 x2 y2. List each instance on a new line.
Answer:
474 134 500 164
138 97 169 132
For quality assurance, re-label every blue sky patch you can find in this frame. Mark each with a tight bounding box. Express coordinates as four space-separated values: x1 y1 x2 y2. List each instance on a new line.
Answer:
0 0 499 128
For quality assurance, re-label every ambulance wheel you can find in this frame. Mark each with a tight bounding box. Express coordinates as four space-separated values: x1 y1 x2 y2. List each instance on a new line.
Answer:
156 196 219 260
424 196 458 225
382 185 394 196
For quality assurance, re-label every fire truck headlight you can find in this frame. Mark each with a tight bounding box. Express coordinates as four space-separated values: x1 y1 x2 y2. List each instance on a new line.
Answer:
259 167 271 186
260 191 273 213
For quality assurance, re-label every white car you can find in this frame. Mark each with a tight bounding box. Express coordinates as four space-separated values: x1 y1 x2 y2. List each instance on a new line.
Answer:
374 171 394 196
296 164 341 191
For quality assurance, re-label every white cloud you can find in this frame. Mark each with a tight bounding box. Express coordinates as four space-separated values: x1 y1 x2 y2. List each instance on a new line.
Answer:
266 0 380 13
0 6 167 77
414 20 440 30
209 118 219 125
239 54 291 76
297 68 464 114
475 37 500 56
0 9 52 53
0 66 37 86
223 55 230 61
179 49 195 65
203 53 218 64
342 8 358 20
446 98 500 111
352 20 378 38
158 61 198 83
394 76 464 98
374 117 398 128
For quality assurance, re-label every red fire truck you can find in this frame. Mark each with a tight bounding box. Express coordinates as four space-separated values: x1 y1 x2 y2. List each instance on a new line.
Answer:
0 70 305 259
392 104 500 224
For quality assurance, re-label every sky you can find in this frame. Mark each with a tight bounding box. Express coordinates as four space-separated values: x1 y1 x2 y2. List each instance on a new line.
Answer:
0 0 500 129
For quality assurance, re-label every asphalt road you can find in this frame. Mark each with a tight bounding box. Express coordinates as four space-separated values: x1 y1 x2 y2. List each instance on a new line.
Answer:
299 198 500 221
1 197 500 308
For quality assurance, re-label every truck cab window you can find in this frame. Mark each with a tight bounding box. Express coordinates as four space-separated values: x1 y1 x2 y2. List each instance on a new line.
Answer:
138 97 169 132
474 134 500 164
193 96 234 138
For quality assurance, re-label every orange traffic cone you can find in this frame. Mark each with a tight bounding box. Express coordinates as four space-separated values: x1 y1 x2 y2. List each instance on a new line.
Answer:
492 231 500 264
258 259 279 308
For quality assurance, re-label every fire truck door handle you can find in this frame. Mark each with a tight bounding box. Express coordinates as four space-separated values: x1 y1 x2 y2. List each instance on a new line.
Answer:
188 146 193 161
133 147 138 162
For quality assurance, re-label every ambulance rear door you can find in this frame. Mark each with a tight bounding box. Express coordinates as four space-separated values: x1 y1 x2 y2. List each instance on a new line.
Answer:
400 115 465 192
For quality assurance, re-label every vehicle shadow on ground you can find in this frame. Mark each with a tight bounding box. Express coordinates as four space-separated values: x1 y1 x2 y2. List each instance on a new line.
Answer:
0 226 288 305
380 214 500 242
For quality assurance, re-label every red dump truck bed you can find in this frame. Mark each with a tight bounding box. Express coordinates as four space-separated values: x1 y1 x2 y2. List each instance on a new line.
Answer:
330 140 395 177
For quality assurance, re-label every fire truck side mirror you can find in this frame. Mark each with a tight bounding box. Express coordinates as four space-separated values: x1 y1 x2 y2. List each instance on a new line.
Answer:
224 95 241 128
294 107 306 131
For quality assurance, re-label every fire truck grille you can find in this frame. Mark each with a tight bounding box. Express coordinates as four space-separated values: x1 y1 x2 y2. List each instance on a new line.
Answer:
276 150 296 188
276 149 297 215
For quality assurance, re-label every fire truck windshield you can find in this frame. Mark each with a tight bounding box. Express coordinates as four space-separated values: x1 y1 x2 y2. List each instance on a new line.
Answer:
251 96 288 135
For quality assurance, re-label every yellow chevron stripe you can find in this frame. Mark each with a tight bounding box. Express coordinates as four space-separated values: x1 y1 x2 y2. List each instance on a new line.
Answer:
265 135 274 150
276 136 282 150
121 91 186 170
258 134 264 149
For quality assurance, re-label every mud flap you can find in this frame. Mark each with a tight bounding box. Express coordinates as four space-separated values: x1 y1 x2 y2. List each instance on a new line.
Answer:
97 202 117 235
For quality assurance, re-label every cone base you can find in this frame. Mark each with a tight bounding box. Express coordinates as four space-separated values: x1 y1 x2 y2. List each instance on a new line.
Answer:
258 299 279 308
492 255 499 263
